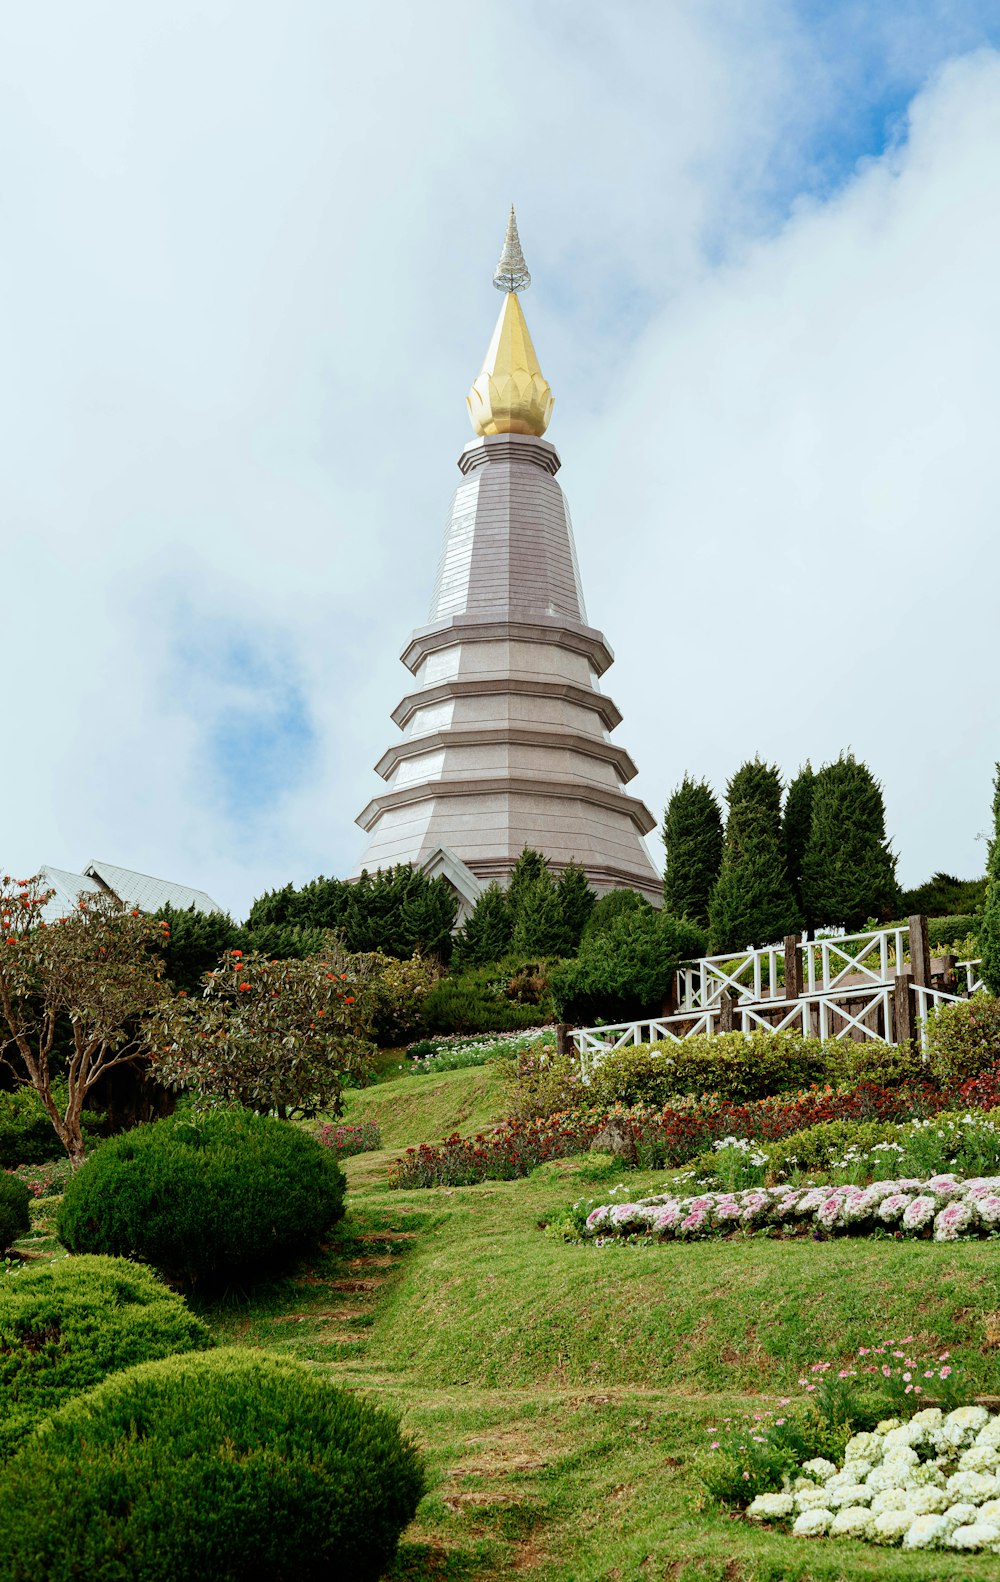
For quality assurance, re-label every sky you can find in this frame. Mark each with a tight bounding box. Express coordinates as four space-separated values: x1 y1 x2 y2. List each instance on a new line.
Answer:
2 0 1000 919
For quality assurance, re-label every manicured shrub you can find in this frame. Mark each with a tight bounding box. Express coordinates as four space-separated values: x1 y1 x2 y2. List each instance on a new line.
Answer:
587 1033 829 1108
923 992 1000 1085
551 911 705 1026
581 887 651 940
755 1119 905 1178
0 1254 211 1460
0 1348 426 1582
0 1175 31 1252
56 1109 346 1289
421 962 554 1035
661 775 723 927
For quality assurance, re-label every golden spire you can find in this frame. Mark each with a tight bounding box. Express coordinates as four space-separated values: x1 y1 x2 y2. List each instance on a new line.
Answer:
467 208 553 438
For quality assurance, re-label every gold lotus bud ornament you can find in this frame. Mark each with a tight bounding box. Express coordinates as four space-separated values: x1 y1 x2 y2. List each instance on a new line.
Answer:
467 206 554 438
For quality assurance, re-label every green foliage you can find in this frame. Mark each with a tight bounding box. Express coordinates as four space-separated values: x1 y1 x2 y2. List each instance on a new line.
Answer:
981 765 1000 997
901 871 987 917
246 866 457 961
661 776 723 927
586 1033 829 1108
756 1119 909 1178
353 951 440 1045
240 922 330 961
556 861 596 949
505 847 550 918
0 1347 426 1582
927 915 980 951
782 763 815 929
0 1086 70 1168
551 911 705 1026
581 888 651 940
56 1108 346 1290
0 1255 212 1460
452 882 512 968
0 1175 31 1252
708 761 802 953
153 904 243 993
246 875 351 933
421 961 555 1035
801 752 899 931
923 992 1000 1084
511 874 573 957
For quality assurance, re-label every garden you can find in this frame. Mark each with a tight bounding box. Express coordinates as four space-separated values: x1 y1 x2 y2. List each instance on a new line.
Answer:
3 757 1000 1576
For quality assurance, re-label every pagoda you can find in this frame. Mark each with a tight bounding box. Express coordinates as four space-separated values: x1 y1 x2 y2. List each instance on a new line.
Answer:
354 210 661 906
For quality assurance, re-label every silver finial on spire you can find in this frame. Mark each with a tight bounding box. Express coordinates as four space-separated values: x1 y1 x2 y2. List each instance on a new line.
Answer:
492 205 531 293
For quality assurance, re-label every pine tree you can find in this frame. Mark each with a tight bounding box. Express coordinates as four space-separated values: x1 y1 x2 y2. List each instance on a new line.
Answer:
511 876 573 958
661 775 723 925
976 765 1000 995
782 763 816 931
556 862 596 949
707 761 802 953
452 883 513 968
399 875 458 961
801 753 900 932
506 848 550 923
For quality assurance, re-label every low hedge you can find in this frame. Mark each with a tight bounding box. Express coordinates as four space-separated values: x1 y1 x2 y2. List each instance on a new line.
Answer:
588 1034 829 1108
0 1255 211 1460
421 961 554 1035
57 1109 346 1289
0 1176 31 1253
0 1348 426 1582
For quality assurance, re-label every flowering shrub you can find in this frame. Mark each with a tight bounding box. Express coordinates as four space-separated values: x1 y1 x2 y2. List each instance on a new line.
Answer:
406 1027 554 1076
388 1073 1000 1190
580 1173 1000 1244
314 1121 382 1158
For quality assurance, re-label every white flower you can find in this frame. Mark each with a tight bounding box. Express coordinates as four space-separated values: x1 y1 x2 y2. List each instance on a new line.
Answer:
844 1431 881 1464
824 1471 859 1494
902 1513 950 1549
827 1482 872 1509
791 1508 833 1536
902 1194 937 1230
829 1506 874 1538
978 1498 1000 1522
945 1470 1000 1501
882 1423 926 1452
865 1465 905 1494
934 1405 990 1451
959 1443 1000 1473
801 1457 837 1481
910 1408 944 1432
746 1491 795 1520
794 1487 831 1513
947 1522 1000 1550
882 1445 920 1472
875 1418 902 1433
933 1199 975 1240
871 1509 914 1544
870 1488 910 1515
974 1194 1000 1227
901 1487 949 1516
942 1502 981 1530
975 1416 1000 1450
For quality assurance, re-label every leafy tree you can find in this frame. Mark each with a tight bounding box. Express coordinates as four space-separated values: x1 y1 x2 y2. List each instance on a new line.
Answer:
979 765 1000 996
153 947 375 1118
801 753 900 932
661 776 723 925
153 904 243 994
708 762 802 953
782 763 816 931
556 862 596 949
551 910 706 1026
0 879 168 1168
452 884 513 968
510 876 573 958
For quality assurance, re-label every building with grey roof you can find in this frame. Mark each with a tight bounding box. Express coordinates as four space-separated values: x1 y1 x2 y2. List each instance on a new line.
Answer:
38 860 224 923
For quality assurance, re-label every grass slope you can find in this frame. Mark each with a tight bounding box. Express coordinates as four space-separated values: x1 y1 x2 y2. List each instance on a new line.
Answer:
340 1065 506 1152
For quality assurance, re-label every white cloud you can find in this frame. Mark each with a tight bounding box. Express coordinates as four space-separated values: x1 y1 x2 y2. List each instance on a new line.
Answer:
0 4 996 912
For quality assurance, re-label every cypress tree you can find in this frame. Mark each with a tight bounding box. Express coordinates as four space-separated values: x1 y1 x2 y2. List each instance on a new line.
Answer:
510 876 573 958
708 761 802 953
801 753 900 933
452 883 513 968
977 764 1000 995
783 763 816 931
506 848 550 924
399 875 458 961
661 775 723 925
556 862 596 949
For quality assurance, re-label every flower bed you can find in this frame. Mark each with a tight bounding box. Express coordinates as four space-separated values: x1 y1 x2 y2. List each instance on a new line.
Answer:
747 1407 1000 1552
388 1071 1000 1190
580 1174 1000 1243
405 1027 554 1076
4 1159 72 1198
314 1120 382 1159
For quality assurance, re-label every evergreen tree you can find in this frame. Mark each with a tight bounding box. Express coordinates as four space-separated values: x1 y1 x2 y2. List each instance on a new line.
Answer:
708 761 802 953
978 765 1000 995
782 763 816 930
581 888 651 941
510 876 573 958
452 883 513 968
153 904 244 994
661 775 723 925
556 862 596 949
399 875 458 961
505 848 550 923
801 753 900 932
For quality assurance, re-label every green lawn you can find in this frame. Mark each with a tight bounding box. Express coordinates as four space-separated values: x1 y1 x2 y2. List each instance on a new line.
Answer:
18 1069 1000 1580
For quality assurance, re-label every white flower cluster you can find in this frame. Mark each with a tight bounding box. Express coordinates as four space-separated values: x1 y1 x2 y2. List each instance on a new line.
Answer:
747 1408 1000 1552
584 1173 1000 1241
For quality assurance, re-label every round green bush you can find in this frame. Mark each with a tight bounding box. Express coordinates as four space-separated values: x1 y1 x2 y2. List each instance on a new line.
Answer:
0 1175 31 1253
0 1254 211 1460
0 1347 426 1582
56 1108 346 1288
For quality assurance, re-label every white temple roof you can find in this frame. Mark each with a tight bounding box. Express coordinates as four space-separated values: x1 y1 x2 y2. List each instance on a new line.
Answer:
37 861 224 922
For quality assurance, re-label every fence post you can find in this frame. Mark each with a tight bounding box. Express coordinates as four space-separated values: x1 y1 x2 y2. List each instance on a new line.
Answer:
909 914 931 988
556 1023 570 1058
719 991 735 1033
893 974 915 1047
784 934 803 1001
